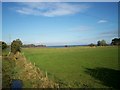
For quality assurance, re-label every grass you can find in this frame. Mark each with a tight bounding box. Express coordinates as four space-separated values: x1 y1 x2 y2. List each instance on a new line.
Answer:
2 49 18 88
23 46 119 88
2 57 15 88
2 50 58 88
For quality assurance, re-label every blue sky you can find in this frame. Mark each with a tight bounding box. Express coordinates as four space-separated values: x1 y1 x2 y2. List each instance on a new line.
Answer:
2 0 120 2
2 2 118 46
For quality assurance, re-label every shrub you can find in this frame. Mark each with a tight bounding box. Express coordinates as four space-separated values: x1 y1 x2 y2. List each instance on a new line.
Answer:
11 39 22 54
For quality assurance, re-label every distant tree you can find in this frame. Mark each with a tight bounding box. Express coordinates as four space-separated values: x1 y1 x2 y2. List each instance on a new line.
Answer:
89 43 96 47
11 39 22 54
97 41 101 46
97 40 107 46
2 41 7 50
111 38 120 46
100 40 107 46
30 44 35 47
22 44 46 48
0 41 2 48
65 45 68 47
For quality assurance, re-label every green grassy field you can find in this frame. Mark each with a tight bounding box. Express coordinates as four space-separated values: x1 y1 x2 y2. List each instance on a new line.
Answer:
23 46 119 88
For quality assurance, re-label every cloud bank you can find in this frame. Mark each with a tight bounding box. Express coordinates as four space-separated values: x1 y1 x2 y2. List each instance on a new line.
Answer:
15 2 90 17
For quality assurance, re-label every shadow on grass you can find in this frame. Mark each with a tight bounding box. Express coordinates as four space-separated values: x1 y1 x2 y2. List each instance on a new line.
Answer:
84 67 120 89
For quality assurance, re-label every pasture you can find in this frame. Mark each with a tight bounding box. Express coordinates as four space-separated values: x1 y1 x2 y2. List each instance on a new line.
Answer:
23 46 119 88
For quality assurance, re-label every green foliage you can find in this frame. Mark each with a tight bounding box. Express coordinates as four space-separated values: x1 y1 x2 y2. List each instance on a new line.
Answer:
97 41 101 46
111 38 120 45
89 43 96 47
11 39 22 54
97 40 107 46
2 41 7 50
2 48 9 56
22 44 46 48
2 57 16 88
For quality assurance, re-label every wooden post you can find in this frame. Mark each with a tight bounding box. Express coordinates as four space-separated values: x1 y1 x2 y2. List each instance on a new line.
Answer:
34 62 35 66
45 71 48 78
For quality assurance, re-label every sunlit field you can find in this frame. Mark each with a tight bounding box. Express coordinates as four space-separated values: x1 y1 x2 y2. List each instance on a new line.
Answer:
23 46 119 88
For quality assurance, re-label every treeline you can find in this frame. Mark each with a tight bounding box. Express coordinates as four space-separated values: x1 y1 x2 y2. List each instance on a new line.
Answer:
0 40 46 49
89 38 120 47
1 38 120 53
1 39 46 54
22 44 46 48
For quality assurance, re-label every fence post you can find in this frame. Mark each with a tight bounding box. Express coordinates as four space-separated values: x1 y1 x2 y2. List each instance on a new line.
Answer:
45 71 48 78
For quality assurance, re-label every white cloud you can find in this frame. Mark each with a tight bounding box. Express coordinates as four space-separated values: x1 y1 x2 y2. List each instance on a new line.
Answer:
98 20 108 23
15 2 90 17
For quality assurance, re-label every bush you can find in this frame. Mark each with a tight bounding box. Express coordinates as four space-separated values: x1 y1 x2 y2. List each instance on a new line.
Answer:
111 38 120 46
11 39 22 54
97 40 107 46
2 41 7 50
89 43 96 47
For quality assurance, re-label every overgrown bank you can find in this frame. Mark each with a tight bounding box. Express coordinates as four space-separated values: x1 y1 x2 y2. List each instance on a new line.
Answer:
2 52 59 88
